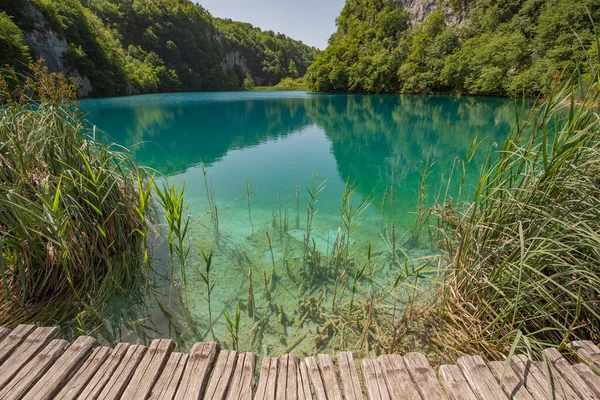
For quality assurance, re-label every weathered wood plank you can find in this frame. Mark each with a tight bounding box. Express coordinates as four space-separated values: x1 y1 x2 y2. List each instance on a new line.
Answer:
23 335 98 400
378 354 420 400
226 352 256 400
287 355 301 400
173 341 219 400
148 352 188 400
487 360 534 400
456 356 506 400
276 354 291 399
204 349 237 400
570 341 600 368
0 324 37 366
403 352 448 399
121 339 174 400
0 327 10 343
0 339 69 400
97 344 147 400
298 361 313 400
319 354 343 400
439 365 478 400
534 360 580 400
572 363 600 398
509 355 551 400
0 327 58 389
543 348 597 400
77 343 130 400
362 359 390 400
305 356 328 400
254 357 278 400
338 352 363 400
53 346 112 400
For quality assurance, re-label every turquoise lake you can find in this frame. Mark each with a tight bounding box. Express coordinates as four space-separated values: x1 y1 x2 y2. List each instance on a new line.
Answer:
79 91 514 356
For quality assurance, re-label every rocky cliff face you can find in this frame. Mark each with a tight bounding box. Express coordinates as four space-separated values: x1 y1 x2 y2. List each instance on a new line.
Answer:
22 7 93 97
399 0 464 24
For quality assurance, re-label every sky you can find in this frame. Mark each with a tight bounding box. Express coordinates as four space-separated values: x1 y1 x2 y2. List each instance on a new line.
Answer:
198 0 346 49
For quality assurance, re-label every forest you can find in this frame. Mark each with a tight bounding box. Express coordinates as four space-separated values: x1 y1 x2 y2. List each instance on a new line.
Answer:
307 0 600 96
0 0 318 96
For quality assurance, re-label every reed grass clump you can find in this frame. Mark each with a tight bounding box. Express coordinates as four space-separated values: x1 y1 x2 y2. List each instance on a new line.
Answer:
0 64 152 325
433 69 600 359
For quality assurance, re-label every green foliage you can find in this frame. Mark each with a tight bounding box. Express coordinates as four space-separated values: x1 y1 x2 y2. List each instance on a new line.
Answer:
308 0 600 96
1 0 317 96
243 73 255 91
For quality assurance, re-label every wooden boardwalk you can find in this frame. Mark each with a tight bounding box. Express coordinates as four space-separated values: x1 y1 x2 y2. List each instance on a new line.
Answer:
0 325 598 399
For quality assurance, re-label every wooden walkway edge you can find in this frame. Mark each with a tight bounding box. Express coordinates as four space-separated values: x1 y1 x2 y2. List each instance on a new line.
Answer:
0 325 598 399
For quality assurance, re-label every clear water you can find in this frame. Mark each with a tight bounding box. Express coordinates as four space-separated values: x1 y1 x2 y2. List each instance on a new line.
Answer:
79 91 514 356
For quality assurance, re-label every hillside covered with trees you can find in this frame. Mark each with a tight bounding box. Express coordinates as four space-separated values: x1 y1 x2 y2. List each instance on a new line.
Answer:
307 0 600 96
0 0 318 97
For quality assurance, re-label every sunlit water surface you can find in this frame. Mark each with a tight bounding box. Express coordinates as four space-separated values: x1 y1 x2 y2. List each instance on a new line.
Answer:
79 92 513 356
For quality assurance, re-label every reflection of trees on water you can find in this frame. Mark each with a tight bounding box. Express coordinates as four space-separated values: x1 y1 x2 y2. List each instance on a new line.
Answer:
83 93 514 209
306 94 513 213
84 96 312 175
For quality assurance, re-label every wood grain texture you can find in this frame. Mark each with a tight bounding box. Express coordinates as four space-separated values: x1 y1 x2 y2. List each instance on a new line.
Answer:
0 327 58 389
204 349 237 400
0 324 37 366
173 341 219 400
487 360 534 400
378 354 420 400
318 354 343 400
439 365 478 400
305 356 328 400
361 359 390 400
572 363 600 398
53 346 112 400
570 341 600 369
149 352 188 400
338 352 363 400
121 339 174 400
298 361 313 400
23 335 98 400
77 342 130 400
403 352 448 399
0 339 69 400
456 356 506 400
254 357 278 400
543 348 597 400
226 352 256 400
97 344 147 400
509 354 581 400
0 327 11 344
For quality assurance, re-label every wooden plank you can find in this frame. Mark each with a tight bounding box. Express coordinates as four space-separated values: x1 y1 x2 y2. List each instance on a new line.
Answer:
53 346 112 400
173 341 219 400
338 352 363 400
439 365 478 400
23 335 98 400
148 352 188 400
456 356 506 400
298 361 313 400
0 324 37 366
254 357 278 400
276 354 290 399
570 341 600 368
226 352 256 400
378 354 419 400
0 326 58 388
77 343 130 400
361 359 390 400
403 352 448 399
305 356 328 400
278 354 300 400
97 344 147 400
0 339 69 400
319 354 343 400
0 327 10 343
204 349 237 400
533 360 580 400
510 354 580 400
572 363 600 398
487 360 534 400
121 339 174 400
543 348 597 400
